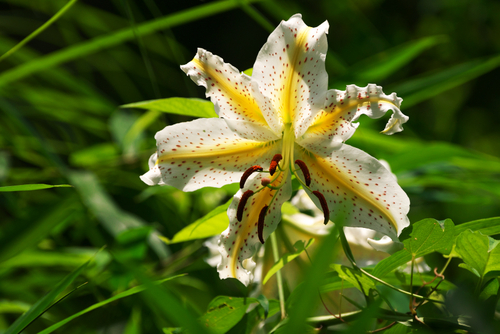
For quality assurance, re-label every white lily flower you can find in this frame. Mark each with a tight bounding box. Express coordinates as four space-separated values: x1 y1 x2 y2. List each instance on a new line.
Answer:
142 14 410 286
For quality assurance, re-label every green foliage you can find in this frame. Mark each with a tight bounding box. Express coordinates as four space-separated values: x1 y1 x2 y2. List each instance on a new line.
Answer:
2 0 500 333
373 218 455 278
263 239 314 284
456 230 500 281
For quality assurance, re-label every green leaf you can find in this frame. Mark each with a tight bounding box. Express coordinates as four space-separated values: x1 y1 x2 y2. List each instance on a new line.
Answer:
38 275 185 334
0 0 256 86
4 257 90 334
455 230 500 280
0 0 78 63
330 264 376 296
122 97 217 118
0 195 80 263
373 218 455 278
320 270 456 294
68 171 169 259
0 184 72 192
479 278 500 302
69 143 119 167
263 239 314 284
164 200 230 244
281 219 339 334
349 35 448 82
455 217 500 237
393 54 500 107
199 296 258 334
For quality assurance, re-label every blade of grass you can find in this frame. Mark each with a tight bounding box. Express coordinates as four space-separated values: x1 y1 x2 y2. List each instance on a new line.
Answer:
0 184 72 192
393 54 500 107
38 275 186 334
0 0 78 63
4 256 90 334
0 0 259 86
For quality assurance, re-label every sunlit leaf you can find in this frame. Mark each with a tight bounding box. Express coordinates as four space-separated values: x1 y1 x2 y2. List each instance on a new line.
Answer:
122 97 217 118
0 184 72 192
455 230 500 280
373 218 455 278
455 217 500 237
163 200 230 244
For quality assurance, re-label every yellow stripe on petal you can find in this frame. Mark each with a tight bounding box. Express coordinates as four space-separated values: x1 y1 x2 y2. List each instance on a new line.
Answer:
147 118 281 192
298 144 410 238
182 49 268 126
282 26 311 124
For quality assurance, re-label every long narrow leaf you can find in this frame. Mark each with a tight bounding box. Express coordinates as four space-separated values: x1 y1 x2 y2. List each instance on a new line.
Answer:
0 0 257 86
4 258 90 334
38 275 185 334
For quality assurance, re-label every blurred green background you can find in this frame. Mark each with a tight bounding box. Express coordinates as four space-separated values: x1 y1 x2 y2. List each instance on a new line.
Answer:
1 0 500 332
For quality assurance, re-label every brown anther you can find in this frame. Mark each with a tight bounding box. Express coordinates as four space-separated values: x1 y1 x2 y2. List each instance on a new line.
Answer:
237 190 254 221
261 177 271 186
258 205 268 244
312 191 330 224
269 154 283 176
295 159 311 186
240 165 263 188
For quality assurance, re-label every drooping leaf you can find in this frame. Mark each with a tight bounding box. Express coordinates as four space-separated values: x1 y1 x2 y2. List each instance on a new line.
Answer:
373 218 455 278
122 97 217 118
163 199 231 244
455 230 500 280
263 239 314 284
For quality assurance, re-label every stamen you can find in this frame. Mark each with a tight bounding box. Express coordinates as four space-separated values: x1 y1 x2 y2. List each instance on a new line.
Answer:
269 154 283 176
237 190 254 222
295 159 311 186
240 165 263 188
258 205 268 244
312 191 330 224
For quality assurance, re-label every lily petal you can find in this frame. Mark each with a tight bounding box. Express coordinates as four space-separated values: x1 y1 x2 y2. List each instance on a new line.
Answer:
297 84 408 155
181 48 270 128
297 143 410 240
252 14 329 137
218 170 292 285
141 118 280 191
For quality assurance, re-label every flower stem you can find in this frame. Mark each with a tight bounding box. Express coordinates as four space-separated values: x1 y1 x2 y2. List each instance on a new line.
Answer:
336 225 445 304
270 231 286 319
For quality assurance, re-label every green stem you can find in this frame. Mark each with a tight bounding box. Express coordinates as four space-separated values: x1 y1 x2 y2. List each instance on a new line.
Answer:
0 0 79 63
270 231 286 319
336 225 445 304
